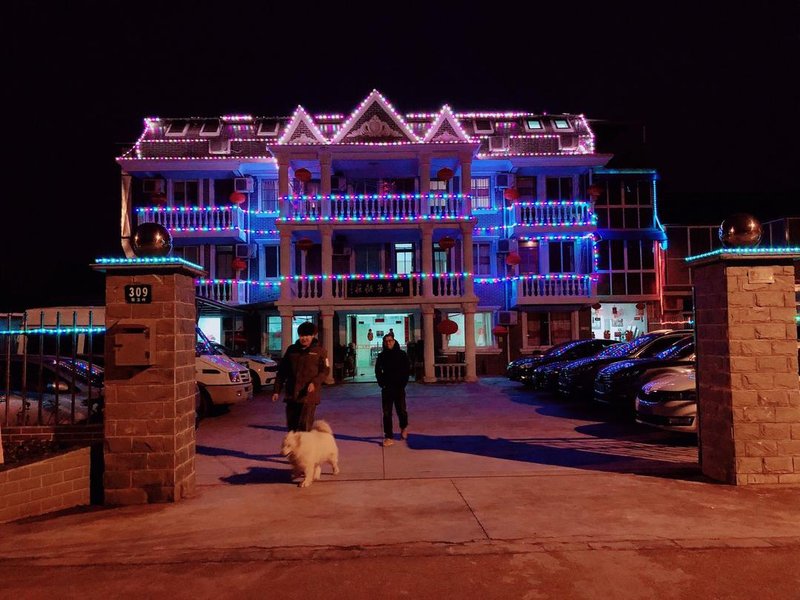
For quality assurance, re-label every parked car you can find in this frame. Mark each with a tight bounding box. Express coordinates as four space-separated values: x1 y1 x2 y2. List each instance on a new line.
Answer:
556 330 693 400
506 339 618 385
210 342 278 392
195 328 253 417
0 355 103 425
593 337 695 412
635 366 697 433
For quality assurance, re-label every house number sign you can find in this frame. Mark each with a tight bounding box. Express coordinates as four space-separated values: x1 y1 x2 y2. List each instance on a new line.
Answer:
125 284 152 304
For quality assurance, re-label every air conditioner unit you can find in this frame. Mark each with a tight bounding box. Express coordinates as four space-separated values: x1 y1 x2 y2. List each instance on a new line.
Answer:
497 239 511 253
142 179 165 194
495 174 510 188
208 138 231 155
234 177 254 193
498 311 518 326
235 243 257 258
488 136 509 152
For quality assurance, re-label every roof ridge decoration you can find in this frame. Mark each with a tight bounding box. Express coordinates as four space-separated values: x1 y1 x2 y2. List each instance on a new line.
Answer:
331 90 419 144
278 106 329 145
422 104 473 143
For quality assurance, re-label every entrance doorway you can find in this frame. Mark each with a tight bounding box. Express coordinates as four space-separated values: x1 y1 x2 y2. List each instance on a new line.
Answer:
345 313 412 382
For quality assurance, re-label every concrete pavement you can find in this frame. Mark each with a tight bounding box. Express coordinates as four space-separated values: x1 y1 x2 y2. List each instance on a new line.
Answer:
1 378 799 599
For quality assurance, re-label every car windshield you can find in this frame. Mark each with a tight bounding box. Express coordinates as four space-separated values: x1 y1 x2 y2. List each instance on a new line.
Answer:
655 338 694 360
595 334 660 359
548 340 584 357
639 335 691 358
196 327 223 356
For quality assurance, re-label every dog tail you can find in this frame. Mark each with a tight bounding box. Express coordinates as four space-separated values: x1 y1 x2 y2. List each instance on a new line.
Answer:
311 420 332 434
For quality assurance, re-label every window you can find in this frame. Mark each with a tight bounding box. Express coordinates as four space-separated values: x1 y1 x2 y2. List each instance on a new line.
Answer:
172 246 201 266
263 246 280 278
165 120 189 137
524 119 543 132
518 241 539 274
548 241 575 273
546 177 573 201
256 120 281 137
260 179 279 212
355 244 381 273
433 250 448 273
265 316 282 355
443 312 494 348
552 118 572 131
595 240 658 295
471 177 491 209
215 245 234 279
199 119 221 137
473 242 492 275
394 243 414 275
172 180 200 207
473 119 494 134
516 176 537 199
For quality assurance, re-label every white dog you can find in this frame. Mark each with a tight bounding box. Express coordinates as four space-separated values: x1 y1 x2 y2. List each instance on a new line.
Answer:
280 420 340 488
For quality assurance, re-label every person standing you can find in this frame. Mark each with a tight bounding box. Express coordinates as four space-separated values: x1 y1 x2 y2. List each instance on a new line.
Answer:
272 321 330 431
374 332 410 446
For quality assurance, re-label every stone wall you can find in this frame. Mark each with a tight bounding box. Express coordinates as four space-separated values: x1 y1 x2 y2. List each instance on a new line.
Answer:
694 261 800 484
0 447 90 523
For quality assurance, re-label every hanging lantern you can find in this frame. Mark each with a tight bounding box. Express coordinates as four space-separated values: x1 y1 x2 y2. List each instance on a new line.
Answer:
229 191 247 205
491 325 508 337
503 188 520 201
438 236 456 251
231 257 247 271
297 237 314 252
437 319 459 336
505 251 521 266
295 168 312 183
592 302 602 311
587 184 603 198
635 302 646 311
436 167 454 181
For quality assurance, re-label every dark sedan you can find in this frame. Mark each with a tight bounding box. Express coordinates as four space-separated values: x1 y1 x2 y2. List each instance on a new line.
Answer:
593 337 695 412
556 330 693 400
527 339 620 390
507 339 619 385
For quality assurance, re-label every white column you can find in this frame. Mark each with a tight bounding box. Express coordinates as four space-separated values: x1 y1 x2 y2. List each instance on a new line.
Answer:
279 230 292 302
421 224 434 299
320 153 332 218
423 306 435 383
419 154 431 214
464 304 477 382
280 309 294 353
459 153 473 217
460 222 475 298
321 225 333 299
277 157 290 218
321 309 335 385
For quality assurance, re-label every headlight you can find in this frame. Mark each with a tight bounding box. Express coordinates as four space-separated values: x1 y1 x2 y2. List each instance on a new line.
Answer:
228 371 242 383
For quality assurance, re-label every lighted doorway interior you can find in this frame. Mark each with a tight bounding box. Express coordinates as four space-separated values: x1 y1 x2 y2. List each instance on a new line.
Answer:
346 313 411 380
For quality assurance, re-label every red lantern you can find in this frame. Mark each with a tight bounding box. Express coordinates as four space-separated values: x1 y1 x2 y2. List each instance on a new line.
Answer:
592 302 602 311
437 319 459 336
505 251 521 266
295 168 312 183
436 167 454 181
491 325 509 337
229 191 247 205
438 236 456 251
635 302 646 310
231 257 247 271
297 238 314 252
588 184 603 198
503 188 520 201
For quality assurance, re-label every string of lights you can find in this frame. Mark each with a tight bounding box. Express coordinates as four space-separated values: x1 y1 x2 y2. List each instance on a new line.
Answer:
685 247 800 262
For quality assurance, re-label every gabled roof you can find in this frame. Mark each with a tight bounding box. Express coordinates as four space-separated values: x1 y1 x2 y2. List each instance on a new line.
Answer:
331 90 419 144
278 106 329 145
422 105 472 143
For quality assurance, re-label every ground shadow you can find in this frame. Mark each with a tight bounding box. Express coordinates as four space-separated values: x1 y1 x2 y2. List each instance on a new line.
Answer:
248 424 383 446
405 433 702 480
196 445 285 464
220 466 292 485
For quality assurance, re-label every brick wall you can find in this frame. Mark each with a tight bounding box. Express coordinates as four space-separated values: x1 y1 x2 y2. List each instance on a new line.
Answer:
694 261 800 485
0 447 90 523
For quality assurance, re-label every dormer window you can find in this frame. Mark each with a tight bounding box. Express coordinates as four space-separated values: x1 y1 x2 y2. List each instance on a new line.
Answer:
473 119 494 134
199 119 221 137
165 120 189 137
256 120 281 137
552 118 573 131
523 119 544 132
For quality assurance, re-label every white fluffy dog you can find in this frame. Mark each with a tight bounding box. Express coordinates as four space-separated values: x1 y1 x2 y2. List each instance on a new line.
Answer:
280 420 340 488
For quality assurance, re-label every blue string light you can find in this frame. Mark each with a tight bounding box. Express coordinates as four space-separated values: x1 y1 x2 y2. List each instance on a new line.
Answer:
685 247 800 263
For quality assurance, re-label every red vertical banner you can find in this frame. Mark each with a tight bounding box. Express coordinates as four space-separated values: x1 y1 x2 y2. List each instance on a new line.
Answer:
404 316 410 342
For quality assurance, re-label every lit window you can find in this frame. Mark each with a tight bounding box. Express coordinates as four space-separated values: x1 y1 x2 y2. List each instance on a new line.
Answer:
256 120 281 137
473 243 492 275
473 119 494 134
199 119 221 137
524 119 543 132
395 243 414 275
443 312 494 348
471 177 491 210
552 118 572 131
165 120 189 137
260 179 279 212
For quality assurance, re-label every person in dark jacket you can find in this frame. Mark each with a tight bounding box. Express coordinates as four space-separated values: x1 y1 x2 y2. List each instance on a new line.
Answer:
374 332 410 446
272 321 330 431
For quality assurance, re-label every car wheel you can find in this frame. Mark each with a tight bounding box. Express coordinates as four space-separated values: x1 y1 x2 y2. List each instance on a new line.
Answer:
249 369 262 393
196 387 213 421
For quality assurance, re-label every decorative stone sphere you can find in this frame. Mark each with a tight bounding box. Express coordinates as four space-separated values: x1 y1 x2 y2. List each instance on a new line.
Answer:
719 213 762 247
133 222 173 257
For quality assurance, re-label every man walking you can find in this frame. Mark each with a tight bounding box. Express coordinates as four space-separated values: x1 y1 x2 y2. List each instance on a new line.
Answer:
272 321 330 431
374 332 410 446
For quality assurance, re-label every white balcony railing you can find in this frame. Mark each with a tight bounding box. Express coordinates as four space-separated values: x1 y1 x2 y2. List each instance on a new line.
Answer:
196 279 248 304
283 194 467 220
514 201 593 227
513 275 595 304
137 206 245 233
434 363 466 382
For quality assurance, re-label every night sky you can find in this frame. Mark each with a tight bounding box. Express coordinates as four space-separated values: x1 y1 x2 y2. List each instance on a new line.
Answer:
2 2 798 311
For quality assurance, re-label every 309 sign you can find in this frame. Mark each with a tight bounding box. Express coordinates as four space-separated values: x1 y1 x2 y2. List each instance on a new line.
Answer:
124 284 152 304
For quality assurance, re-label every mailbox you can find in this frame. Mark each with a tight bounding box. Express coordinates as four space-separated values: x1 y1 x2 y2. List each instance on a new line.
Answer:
112 321 157 367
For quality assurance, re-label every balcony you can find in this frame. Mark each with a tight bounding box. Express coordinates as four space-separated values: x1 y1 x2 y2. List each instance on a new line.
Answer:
511 274 596 306
281 193 469 223
196 279 249 305
136 206 246 243
288 273 466 305
510 201 596 236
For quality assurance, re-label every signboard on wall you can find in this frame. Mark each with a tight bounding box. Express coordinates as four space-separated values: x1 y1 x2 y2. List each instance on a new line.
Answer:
346 278 410 298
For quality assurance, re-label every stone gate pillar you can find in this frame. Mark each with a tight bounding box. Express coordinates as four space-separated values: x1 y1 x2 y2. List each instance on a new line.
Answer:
689 249 800 485
94 258 203 504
